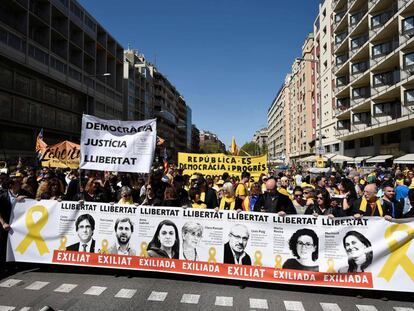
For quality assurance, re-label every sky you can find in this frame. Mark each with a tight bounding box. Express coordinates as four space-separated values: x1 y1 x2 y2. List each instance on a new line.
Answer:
79 0 319 149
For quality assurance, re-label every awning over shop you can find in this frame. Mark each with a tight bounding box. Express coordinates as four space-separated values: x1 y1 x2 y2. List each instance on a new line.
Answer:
365 155 393 163
298 155 328 162
351 156 372 164
331 154 354 163
394 154 414 164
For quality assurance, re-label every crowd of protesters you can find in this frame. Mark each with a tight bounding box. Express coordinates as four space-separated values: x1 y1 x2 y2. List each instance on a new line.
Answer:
1 163 414 271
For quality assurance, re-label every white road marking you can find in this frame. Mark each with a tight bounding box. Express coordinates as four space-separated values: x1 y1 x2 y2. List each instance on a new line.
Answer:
18 308 30 311
54 283 78 293
284 300 305 311
394 308 414 311
25 281 49 290
180 294 200 304
0 279 22 288
249 298 269 309
321 303 342 311
147 291 168 302
0 307 15 311
83 286 107 296
356 306 378 311
215 296 233 307
115 289 137 299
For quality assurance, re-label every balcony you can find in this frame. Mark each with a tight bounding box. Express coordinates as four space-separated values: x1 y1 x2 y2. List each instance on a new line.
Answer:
349 33 369 58
352 112 371 131
370 39 399 67
335 30 348 47
335 97 351 115
336 120 351 136
368 0 380 10
336 75 350 93
371 101 402 126
370 10 395 38
349 9 368 32
371 70 400 96
350 60 369 82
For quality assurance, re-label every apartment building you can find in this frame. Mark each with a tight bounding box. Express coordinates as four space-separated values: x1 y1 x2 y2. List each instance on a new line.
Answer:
154 70 190 160
267 75 291 163
124 49 155 121
0 0 124 160
289 34 317 161
253 128 268 149
199 130 226 152
191 124 200 153
314 0 343 155
333 0 414 159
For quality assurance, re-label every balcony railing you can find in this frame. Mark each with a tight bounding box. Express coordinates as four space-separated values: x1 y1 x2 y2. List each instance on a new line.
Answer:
368 0 380 9
371 70 400 96
349 9 368 31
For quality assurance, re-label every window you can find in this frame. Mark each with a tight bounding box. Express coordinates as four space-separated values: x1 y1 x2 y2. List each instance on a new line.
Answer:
372 11 392 29
404 89 414 104
373 71 399 87
337 119 350 130
43 85 56 103
352 87 370 99
15 74 30 96
381 131 401 144
353 112 371 125
351 35 367 50
0 66 13 89
402 16 414 33
0 92 12 119
403 52 414 69
373 102 401 118
336 54 348 65
372 41 393 58
334 143 340 152
351 61 368 74
360 136 373 148
344 140 355 150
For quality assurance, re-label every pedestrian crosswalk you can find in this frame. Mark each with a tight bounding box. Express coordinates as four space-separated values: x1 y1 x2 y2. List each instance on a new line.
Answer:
0 278 413 310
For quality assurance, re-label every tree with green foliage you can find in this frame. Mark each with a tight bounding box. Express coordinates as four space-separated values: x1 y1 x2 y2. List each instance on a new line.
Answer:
239 142 267 156
200 141 224 154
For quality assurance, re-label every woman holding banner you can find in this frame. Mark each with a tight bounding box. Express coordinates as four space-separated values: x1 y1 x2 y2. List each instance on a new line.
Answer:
147 220 180 259
219 182 244 211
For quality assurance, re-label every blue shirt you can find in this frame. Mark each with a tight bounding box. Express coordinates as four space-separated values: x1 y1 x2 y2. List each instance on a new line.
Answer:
395 185 409 201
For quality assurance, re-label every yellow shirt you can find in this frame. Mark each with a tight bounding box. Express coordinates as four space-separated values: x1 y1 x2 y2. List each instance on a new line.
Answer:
118 198 134 205
278 187 293 200
235 183 247 198
192 202 207 208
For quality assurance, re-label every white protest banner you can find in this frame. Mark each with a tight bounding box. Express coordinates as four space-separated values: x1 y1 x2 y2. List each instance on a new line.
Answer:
7 200 414 292
80 114 156 173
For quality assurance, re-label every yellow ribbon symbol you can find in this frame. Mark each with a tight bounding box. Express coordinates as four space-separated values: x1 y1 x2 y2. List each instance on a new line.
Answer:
140 241 148 257
378 223 414 282
326 258 336 273
16 205 49 256
253 250 263 266
208 247 217 263
274 255 282 269
59 236 67 251
100 239 109 254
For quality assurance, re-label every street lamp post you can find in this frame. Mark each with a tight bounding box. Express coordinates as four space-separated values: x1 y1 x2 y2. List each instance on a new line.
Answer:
85 73 111 115
296 57 323 156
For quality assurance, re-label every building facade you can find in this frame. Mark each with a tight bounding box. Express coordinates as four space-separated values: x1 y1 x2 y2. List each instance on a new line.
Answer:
0 0 124 160
333 0 414 158
199 130 226 152
123 49 155 121
191 124 200 153
154 71 189 160
314 0 342 155
267 75 291 163
289 34 317 161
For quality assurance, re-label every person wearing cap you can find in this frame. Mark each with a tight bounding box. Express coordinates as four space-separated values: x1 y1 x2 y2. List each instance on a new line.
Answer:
212 179 224 193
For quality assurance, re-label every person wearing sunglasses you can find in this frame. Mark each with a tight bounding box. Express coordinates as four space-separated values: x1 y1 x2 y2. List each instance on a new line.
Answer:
283 228 319 271
292 186 307 214
305 188 342 217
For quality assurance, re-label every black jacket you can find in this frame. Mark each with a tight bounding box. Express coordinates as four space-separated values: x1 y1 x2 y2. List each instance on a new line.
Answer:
66 239 96 252
305 203 346 217
223 242 251 265
253 191 296 214
204 187 218 209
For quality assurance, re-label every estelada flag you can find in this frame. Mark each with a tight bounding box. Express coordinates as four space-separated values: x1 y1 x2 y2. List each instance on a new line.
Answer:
36 129 47 160
230 136 239 156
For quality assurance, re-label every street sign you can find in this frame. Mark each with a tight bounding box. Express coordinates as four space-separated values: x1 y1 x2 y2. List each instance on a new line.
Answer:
316 146 325 155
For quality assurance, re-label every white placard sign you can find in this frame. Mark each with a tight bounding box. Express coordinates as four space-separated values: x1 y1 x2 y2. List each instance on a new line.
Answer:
80 114 156 173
